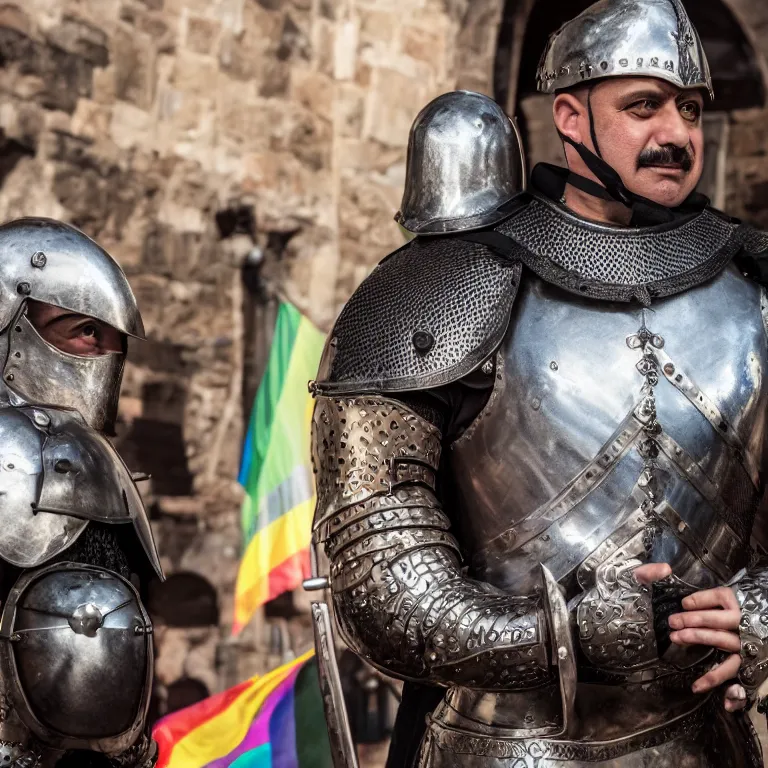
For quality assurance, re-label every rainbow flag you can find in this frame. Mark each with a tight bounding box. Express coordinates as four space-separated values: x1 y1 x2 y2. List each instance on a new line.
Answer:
234 302 326 634
153 650 333 768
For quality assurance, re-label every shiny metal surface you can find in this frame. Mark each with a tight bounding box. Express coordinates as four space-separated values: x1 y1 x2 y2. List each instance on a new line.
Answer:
0 404 162 577
537 0 713 99
735 571 768 696
4 314 124 433
395 91 525 235
454 265 767 594
310 601 359 768
0 218 143 434
0 406 87 568
312 211 768 764
420 696 759 767
427 265 767 762
305 541 359 768
311 396 554 693
0 563 153 755
313 236 521 396
541 565 575 738
0 218 143 337
34 407 163 579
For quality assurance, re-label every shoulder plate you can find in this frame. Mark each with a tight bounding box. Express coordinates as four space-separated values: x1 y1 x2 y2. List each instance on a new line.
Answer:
497 195 743 306
0 405 162 578
314 237 522 395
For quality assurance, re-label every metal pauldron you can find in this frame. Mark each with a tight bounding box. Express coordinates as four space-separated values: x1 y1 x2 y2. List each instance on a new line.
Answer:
734 570 768 695
311 396 554 690
577 558 658 672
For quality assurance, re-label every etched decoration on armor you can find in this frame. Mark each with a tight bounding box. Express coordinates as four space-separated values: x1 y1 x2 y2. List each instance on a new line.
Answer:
536 0 713 99
578 558 658 670
311 397 555 693
735 571 768 695
670 0 701 86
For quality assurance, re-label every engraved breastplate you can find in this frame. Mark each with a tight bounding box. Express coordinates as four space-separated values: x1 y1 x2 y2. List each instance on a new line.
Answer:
450 265 768 598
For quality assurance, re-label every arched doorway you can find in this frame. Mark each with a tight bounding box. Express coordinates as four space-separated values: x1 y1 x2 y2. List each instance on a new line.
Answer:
494 0 767 207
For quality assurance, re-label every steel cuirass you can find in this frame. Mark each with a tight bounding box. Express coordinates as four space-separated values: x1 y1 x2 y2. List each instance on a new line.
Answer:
312 192 768 768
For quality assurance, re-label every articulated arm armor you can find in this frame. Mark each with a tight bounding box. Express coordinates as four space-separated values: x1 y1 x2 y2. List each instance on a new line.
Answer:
734 565 768 699
312 396 553 690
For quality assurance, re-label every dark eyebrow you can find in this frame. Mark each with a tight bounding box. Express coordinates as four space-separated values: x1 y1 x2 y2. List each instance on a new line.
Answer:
618 88 668 107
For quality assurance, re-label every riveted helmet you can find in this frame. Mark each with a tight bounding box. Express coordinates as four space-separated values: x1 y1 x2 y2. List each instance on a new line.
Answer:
537 0 712 99
0 218 143 433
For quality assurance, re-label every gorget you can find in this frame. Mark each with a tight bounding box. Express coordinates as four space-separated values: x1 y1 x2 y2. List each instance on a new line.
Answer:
496 194 743 305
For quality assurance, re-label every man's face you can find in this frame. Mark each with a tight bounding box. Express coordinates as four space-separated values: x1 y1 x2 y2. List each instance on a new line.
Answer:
26 300 123 356
567 77 706 208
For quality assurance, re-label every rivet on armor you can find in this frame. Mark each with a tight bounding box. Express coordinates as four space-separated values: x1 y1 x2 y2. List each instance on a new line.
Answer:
5 374 13 382
32 410 50 427
68 602 104 637
412 330 435 356
16 282 30 296
531 397 541 411
663 363 675 376
600 61 608 71
54 459 73 473
761 614 768 625
481 359 494 375
550 361 558 371
619 58 629 67
746 643 760 658
677 521 686 533
651 335 664 348
30 251 46 269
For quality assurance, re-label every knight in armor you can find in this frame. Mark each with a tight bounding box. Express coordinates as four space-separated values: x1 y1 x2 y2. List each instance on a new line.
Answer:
0 218 161 767
310 1 768 766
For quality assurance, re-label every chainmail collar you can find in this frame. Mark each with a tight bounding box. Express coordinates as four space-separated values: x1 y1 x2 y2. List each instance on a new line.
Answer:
496 192 743 305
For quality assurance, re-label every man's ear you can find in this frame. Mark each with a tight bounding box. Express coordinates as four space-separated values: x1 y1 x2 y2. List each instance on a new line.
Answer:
553 92 586 145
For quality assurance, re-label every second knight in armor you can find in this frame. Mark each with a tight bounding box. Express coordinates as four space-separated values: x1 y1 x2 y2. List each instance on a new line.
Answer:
0 218 161 767
311 1 768 766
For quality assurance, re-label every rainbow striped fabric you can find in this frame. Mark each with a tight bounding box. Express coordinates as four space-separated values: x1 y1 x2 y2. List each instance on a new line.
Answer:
234 302 325 634
153 651 333 768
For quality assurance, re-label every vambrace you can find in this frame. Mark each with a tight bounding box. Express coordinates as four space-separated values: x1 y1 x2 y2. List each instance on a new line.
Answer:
311 396 553 690
734 567 768 696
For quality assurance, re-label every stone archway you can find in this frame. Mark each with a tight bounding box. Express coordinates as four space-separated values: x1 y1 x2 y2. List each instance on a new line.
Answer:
491 0 768 208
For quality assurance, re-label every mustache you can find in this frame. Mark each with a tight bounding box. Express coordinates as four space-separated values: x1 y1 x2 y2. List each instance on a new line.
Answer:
637 144 694 172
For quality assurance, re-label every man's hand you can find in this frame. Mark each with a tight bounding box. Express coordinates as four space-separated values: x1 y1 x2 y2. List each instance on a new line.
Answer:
634 563 745 711
668 586 741 695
